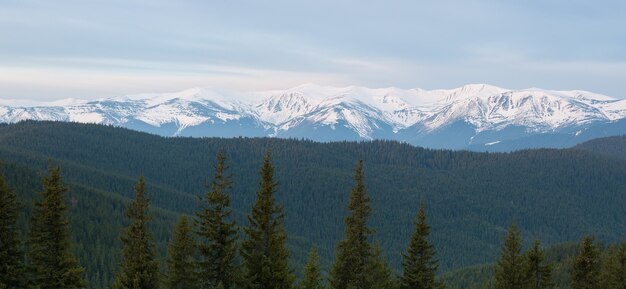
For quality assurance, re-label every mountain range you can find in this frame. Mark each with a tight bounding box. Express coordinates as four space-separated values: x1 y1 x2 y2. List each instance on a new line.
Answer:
2 83 626 150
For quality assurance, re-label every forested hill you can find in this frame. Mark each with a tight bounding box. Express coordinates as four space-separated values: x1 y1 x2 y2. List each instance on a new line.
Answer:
1 121 625 288
575 134 626 160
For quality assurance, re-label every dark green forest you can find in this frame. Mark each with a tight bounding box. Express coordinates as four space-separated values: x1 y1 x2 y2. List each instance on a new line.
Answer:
0 121 625 288
575 134 626 160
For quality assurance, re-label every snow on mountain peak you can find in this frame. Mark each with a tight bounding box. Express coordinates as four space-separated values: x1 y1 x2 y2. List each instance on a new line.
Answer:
0 83 624 143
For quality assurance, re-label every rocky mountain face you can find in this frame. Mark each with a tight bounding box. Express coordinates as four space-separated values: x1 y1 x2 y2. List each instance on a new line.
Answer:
2 84 626 151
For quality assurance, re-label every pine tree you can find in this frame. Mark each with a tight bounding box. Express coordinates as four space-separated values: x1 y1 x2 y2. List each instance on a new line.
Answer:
195 152 239 289
113 176 160 289
300 246 322 289
241 152 294 289
0 175 25 289
571 236 601 289
28 166 86 289
494 222 526 289
166 215 197 289
600 241 626 289
400 202 443 289
524 239 553 289
330 160 378 289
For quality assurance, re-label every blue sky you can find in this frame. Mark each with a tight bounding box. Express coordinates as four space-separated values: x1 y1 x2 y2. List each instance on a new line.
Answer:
1 0 625 100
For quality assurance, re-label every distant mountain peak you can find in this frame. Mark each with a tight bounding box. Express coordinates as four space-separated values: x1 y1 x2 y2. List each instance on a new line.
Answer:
1 84 625 150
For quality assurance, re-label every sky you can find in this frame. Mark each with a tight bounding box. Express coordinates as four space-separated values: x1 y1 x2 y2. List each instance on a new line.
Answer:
0 0 625 100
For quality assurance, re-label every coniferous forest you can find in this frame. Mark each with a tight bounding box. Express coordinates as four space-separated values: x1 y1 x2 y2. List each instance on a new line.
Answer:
0 121 625 289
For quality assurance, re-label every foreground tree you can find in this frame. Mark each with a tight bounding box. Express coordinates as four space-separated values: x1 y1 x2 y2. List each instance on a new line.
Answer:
300 246 323 289
28 166 85 289
400 202 443 289
166 215 197 289
494 222 526 289
524 240 553 289
195 153 239 289
241 152 294 289
600 241 626 289
330 160 387 289
571 236 601 289
0 175 25 288
113 176 160 289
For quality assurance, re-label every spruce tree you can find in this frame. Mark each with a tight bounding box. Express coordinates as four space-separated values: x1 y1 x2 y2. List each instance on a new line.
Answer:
300 246 322 289
166 215 197 289
241 152 294 289
330 160 377 289
28 166 86 289
195 152 239 289
524 239 553 289
494 222 526 289
571 236 601 289
113 176 160 289
600 241 625 289
400 202 443 289
0 175 25 289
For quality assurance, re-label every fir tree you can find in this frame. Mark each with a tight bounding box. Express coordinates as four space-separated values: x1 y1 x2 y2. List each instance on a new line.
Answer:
113 176 160 289
28 166 86 289
166 215 197 289
330 160 378 289
494 222 526 289
0 175 25 289
241 152 294 289
300 246 322 289
195 152 239 289
400 202 443 289
571 236 601 289
600 241 626 289
524 239 553 289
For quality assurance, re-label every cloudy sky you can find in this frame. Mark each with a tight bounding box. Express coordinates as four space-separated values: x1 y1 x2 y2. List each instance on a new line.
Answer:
1 0 625 100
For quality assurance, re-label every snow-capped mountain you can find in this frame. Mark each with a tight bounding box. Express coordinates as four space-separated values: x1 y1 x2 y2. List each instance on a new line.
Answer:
2 84 626 151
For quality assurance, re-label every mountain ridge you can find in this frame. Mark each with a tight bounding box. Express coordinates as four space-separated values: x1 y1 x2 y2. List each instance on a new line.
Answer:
2 83 626 150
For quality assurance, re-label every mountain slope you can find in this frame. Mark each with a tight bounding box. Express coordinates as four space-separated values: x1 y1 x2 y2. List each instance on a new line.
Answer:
2 84 626 150
1 121 625 278
574 134 626 160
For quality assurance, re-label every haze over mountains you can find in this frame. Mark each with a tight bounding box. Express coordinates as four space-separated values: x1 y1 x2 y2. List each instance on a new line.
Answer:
2 84 626 150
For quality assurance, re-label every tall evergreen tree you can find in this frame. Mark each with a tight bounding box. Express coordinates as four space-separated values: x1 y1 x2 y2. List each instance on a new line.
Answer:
523 239 553 289
300 246 323 289
113 176 160 289
330 160 378 289
571 236 601 289
0 175 25 289
600 241 626 289
241 152 294 289
400 202 443 289
166 215 197 289
494 222 526 289
195 152 239 289
28 166 86 289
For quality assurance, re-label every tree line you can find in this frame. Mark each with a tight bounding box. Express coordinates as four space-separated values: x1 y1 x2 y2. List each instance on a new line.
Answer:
1 152 625 289
487 222 626 289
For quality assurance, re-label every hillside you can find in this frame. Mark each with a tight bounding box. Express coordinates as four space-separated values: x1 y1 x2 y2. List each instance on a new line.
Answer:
1 121 626 288
575 134 626 160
